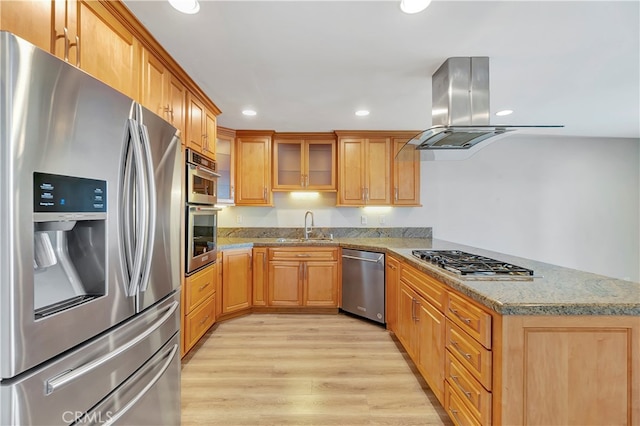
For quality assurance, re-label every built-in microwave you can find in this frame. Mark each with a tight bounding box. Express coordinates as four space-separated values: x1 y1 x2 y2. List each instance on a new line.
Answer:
186 149 219 205
185 205 219 275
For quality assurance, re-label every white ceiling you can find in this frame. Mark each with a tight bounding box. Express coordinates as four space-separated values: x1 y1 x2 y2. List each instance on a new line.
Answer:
123 0 640 138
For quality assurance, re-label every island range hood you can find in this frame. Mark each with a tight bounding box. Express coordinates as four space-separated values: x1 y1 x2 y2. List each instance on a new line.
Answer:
402 57 563 160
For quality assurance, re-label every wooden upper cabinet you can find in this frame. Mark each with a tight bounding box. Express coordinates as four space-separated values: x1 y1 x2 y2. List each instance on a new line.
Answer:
337 134 391 206
187 94 204 152
187 94 216 160
204 109 217 158
0 1 54 53
365 137 391 204
141 49 168 118
1 0 78 65
78 1 139 100
273 133 336 191
235 131 273 206
392 136 421 206
53 0 78 64
337 131 419 207
168 76 186 141
141 48 186 140
1 0 219 143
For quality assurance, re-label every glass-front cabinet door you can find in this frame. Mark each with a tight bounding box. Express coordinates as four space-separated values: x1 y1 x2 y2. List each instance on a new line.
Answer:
215 127 235 204
273 133 336 191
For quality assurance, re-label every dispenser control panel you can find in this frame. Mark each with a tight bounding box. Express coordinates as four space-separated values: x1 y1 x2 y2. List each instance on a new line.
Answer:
33 172 107 213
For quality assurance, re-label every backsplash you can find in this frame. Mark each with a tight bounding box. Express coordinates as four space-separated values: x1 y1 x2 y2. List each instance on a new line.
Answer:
218 227 432 239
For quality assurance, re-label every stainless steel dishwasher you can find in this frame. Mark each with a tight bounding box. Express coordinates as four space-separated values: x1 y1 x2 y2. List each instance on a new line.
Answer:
341 248 385 324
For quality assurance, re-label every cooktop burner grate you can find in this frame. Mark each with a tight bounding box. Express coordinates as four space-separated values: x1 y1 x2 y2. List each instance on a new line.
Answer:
411 249 534 276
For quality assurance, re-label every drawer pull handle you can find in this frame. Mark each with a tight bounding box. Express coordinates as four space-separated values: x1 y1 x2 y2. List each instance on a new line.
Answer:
199 282 210 291
449 408 462 424
451 375 472 400
450 340 472 360
296 254 311 257
414 300 420 322
449 307 472 325
199 315 210 325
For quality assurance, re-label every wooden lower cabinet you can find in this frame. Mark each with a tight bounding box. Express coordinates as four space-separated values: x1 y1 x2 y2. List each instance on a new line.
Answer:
267 247 338 307
445 382 482 426
184 294 215 353
303 261 339 307
215 251 223 318
393 259 639 426
385 256 399 333
445 351 492 425
222 248 252 314
182 263 216 356
269 261 303 306
496 315 640 426
397 281 445 404
252 247 268 306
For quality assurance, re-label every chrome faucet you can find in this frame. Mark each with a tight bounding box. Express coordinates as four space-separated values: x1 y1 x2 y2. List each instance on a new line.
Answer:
304 210 315 240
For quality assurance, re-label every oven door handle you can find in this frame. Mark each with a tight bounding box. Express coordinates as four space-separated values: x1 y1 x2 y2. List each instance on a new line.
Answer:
189 163 221 178
189 206 222 212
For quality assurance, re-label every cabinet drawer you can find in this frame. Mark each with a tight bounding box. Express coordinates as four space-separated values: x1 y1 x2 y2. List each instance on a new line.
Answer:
269 247 338 261
445 382 482 426
446 291 492 349
185 265 216 313
400 263 446 311
445 320 492 390
445 351 491 425
185 294 216 350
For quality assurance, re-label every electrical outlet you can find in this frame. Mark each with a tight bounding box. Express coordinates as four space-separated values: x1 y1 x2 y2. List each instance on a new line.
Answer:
360 215 367 225
236 215 243 224
379 215 385 225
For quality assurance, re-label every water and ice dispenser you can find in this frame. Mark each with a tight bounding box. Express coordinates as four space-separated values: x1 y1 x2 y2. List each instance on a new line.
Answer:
33 172 107 318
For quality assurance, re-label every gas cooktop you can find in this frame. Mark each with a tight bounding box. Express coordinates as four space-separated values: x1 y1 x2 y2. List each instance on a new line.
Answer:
412 249 534 277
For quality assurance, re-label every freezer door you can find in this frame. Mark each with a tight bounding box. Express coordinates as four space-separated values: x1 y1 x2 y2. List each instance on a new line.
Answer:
0 292 180 426
135 105 182 312
0 32 139 378
78 333 180 426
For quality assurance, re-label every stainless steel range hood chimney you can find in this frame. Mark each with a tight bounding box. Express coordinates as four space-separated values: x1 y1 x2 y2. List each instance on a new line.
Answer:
403 57 563 160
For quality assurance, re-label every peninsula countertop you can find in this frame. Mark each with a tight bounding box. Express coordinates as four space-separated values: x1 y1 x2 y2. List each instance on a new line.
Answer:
217 237 640 316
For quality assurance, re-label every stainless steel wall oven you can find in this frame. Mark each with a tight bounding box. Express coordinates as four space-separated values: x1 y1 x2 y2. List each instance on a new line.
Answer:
186 149 218 205
185 149 220 275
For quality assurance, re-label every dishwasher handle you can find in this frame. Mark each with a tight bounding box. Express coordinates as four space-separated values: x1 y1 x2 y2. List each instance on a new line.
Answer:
342 254 384 264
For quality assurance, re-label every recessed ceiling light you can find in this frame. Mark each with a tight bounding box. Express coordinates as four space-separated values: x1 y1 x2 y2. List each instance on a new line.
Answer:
496 109 514 116
242 109 257 116
400 0 432 14
355 110 370 117
168 0 200 14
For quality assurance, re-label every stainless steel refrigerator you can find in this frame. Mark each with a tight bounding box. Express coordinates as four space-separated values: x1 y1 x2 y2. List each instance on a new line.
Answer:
0 32 182 425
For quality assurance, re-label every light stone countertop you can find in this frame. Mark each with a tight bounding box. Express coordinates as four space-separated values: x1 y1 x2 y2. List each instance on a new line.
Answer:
218 237 640 316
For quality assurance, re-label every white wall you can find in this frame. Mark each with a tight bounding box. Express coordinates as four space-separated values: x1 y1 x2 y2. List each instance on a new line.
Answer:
219 134 640 281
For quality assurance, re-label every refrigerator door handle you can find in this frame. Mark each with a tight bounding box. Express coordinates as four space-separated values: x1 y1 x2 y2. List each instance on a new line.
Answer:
125 119 149 297
44 301 178 395
138 122 156 293
122 138 135 275
101 343 179 426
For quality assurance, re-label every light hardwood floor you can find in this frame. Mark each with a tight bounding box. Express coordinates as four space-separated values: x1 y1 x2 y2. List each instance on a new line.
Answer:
181 313 453 426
